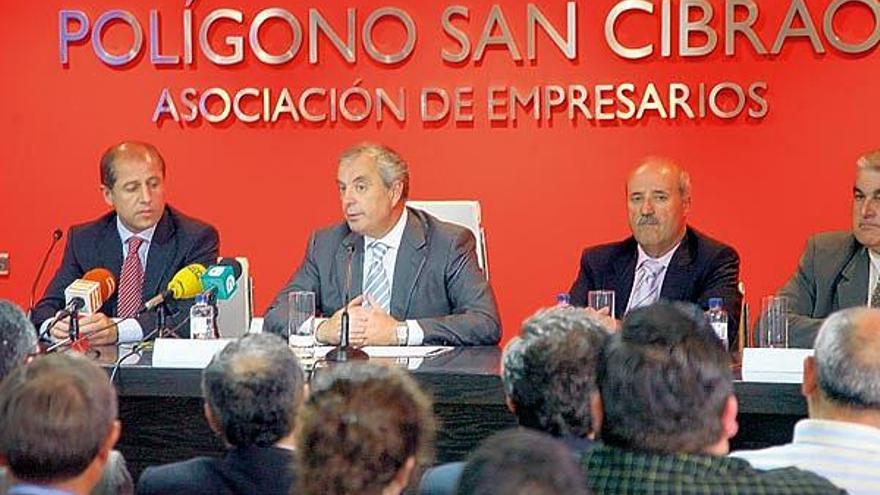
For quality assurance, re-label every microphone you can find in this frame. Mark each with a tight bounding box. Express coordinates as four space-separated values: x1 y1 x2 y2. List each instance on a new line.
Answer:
200 258 243 300
140 263 207 313
327 241 368 362
28 228 63 318
63 268 117 315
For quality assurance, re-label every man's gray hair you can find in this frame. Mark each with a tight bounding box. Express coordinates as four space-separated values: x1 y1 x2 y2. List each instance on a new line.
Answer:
202 333 305 447
339 143 410 199
0 300 37 380
815 308 880 408
856 149 880 173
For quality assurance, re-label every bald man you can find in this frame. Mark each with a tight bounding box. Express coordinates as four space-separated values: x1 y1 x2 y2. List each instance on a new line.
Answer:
569 157 741 347
32 141 219 344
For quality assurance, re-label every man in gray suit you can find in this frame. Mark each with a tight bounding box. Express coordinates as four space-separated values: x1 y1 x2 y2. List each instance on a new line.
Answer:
264 143 500 346
781 149 880 347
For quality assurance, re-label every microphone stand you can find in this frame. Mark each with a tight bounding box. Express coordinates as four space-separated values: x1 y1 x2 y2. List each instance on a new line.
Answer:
326 244 368 362
27 229 63 319
156 301 169 338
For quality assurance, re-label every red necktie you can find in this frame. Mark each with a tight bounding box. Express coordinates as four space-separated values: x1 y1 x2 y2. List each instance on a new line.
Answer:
117 236 145 318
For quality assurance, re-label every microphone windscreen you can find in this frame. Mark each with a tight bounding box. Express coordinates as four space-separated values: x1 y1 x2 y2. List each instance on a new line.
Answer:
166 264 207 300
217 257 243 279
82 268 117 300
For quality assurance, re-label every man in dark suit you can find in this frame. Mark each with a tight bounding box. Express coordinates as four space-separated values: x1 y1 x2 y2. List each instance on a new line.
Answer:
137 333 304 495
418 307 607 495
264 143 499 346
31 141 218 344
779 149 880 348
569 157 741 348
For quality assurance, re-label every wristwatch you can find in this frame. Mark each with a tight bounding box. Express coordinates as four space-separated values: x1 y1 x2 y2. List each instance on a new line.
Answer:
395 322 409 346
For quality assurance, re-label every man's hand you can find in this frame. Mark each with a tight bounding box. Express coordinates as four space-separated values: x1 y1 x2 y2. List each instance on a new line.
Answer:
49 312 118 345
348 303 399 346
316 296 363 345
583 306 620 332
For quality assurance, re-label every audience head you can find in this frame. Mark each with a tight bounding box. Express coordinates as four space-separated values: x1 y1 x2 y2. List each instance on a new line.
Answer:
626 157 691 257
597 301 736 455
854 149 880 251
456 429 590 495
0 300 37 380
337 143 409 238
0 353 120 492
503 307 609 438
296 362 435 495
99 141 167 233
202 333 305 448
807 308 880 417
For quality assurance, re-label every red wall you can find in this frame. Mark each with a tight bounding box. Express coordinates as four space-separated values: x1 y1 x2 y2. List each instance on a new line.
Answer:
2 0 879 343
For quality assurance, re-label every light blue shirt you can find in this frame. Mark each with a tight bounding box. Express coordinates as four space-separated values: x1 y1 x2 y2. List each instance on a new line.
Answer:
9 483 76 495
732 418 880 495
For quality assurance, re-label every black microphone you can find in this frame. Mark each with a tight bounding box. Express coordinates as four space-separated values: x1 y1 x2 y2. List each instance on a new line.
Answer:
327 241 368 362
28 228 63 319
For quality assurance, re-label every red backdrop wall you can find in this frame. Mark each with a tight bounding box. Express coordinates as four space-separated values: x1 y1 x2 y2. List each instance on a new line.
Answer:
2 0 879 343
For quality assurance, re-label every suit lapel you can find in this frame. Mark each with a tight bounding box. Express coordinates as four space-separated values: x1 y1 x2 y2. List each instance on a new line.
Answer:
837 246 869 309
659 230 696 302
335 231 364 302
612 238 638 319
143 210 176 299
390 211 427 319
98 217 124 310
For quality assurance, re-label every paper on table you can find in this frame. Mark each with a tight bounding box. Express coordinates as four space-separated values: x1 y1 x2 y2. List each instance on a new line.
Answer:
152 338 233 368
741 347 813 383
314 346 453 359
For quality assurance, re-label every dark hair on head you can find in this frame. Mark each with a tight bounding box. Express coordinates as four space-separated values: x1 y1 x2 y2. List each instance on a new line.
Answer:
456 429 591 495
202 333 305 447
0 353 117 483
507 307 609 437
296 363 435 495
597 301 732 454
100 141 165 188
0 299 37 380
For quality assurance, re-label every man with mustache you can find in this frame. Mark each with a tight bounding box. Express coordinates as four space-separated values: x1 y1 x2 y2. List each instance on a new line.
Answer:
779 149 880 348
569 157 741 348
264 143 500 346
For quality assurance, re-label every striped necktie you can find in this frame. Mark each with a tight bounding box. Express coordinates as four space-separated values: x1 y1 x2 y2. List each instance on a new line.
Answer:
117 236 145 318
364 241 392 312
627 258 665 312
871 278 880 308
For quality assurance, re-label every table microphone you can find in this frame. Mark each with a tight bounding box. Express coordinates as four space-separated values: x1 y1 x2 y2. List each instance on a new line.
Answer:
140 263 207 313
27 228 63 319
327 241 368 362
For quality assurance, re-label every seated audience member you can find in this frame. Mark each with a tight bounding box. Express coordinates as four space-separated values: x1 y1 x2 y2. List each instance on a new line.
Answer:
779 149 880 347
264 143 500 346
568 157 741 346
732 307 880 494
419 306 608 495
297 362 435 495
455 429 590 495
0 353 121 495
137 333 304 495
32 141 219 344
0 300 132 495
582 302 845 494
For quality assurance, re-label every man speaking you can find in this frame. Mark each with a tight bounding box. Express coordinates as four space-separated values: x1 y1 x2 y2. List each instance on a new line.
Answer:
264 143 500 346
31 141 219 344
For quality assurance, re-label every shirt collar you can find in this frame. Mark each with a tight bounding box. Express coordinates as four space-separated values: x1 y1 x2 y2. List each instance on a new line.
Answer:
635 241 680 270
869 249 880 273
365 208 408 250
793 418 880 452
116 216 157 246
8 484 77 495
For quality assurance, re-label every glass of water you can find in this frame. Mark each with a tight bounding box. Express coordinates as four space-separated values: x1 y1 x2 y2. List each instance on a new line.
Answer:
757 295 789 348
588 290 615 316
288 291 316 368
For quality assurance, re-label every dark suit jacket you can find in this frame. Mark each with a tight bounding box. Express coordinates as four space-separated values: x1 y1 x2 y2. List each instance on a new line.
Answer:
418 435 594 495
264 208 500 345
31 206 219 338
778 231 867 348
137 446 295 495
569 227 741 347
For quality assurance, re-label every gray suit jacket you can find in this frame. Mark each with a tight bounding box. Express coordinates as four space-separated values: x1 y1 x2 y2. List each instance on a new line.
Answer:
263 208 500 345
779 231 868 348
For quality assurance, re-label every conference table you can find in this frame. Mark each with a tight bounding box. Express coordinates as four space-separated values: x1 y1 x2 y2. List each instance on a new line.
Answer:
93 345 806 480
